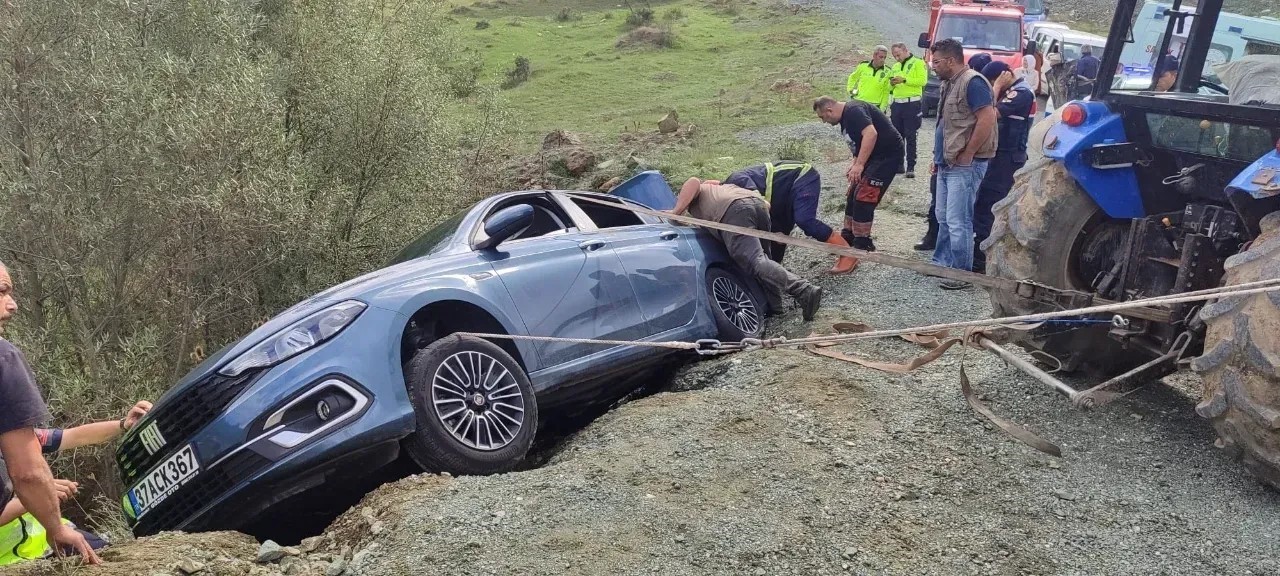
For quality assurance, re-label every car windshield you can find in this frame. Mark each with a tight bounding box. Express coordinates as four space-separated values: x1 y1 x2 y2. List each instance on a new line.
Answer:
937 14 1023 52
1021 0 1044 16
388 210 466 265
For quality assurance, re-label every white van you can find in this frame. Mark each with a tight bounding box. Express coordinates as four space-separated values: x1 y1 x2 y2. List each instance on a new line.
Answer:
1029 28 1108 95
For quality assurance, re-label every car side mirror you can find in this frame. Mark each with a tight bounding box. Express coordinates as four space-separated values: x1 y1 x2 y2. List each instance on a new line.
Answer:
476 204 535 250
917 33 931 50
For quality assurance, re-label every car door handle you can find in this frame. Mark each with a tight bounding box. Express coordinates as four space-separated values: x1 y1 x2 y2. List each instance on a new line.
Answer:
659 231 680 241
579 240 608 252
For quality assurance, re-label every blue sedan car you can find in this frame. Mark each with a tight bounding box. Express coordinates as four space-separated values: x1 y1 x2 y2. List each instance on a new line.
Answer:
115 186 766 536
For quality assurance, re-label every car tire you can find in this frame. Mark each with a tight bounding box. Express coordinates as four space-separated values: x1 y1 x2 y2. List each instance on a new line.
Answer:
706 267 765 342
403 334 538 475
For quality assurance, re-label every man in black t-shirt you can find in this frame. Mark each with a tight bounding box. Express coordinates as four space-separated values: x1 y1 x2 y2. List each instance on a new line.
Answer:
814 97 904 257
0 260 99 564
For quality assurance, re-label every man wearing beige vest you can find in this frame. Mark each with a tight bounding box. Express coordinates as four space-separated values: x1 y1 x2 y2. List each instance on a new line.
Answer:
928 38 998 290
669 178 823 321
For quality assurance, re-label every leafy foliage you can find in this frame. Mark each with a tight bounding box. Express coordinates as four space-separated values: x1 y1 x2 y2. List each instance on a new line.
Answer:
0 0 512 524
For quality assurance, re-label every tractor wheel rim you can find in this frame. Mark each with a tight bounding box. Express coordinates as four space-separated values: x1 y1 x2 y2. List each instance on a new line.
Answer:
712 275 761 335
431 350 525 451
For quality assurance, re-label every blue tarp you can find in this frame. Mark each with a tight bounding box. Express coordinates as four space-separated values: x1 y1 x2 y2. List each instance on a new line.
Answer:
610 171 675 210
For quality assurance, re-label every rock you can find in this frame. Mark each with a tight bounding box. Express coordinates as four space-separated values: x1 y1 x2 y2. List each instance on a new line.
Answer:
257 540 287 563
175 559 205 575
1131 413 1144 420
563 148 597 176
843 546 859 558
283 546 301 557
325 559 348 576
351 542 380 568
541 129 581 149
598 176 623 192
280 557 302 575
1052 489 1077 501
658 110 679 134
1048 460 1062 469
300 536 325 553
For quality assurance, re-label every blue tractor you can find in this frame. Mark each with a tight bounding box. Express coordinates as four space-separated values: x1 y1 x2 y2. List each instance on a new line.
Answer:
983 0 1280 487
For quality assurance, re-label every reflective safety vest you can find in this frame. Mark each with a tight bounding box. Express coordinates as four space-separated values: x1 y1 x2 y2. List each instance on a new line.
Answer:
0 514 60 566
889 54 928 100
846 61 891 111
763 162 812 204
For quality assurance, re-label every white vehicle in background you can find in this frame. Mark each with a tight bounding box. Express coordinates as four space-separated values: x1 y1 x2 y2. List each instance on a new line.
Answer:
1029 28 1108 96
1116 1 1280 86
1025 20 1067 42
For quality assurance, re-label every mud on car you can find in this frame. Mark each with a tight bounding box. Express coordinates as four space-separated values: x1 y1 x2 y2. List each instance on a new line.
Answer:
116 187 766 536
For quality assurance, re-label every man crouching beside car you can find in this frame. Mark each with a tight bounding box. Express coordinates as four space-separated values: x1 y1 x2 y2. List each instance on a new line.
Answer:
667 177 823 321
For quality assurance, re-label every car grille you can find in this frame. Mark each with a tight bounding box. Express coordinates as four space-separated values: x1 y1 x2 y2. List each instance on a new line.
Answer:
116 371 258 484
132 450 271 536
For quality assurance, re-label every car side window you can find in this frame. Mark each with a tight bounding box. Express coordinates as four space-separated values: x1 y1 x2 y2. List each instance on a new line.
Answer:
567 195 646 229
478 196 574 245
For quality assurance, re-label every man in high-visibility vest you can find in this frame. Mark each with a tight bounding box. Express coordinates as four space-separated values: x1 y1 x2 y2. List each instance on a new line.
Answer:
724 162 856 274
888 42 928 178
846 45 891 112
0 403 150 565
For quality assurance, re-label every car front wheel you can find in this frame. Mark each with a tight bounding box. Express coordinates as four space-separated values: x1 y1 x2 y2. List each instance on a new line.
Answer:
403 334 538 475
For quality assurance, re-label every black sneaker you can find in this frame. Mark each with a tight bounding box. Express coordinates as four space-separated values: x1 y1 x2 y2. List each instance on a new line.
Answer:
913 235 936 251
851 236 876 252
795 285 823 322
940 280 972 291
904 170 916 179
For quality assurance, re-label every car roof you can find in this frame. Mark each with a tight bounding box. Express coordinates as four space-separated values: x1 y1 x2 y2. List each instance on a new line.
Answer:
1060 30 1105 43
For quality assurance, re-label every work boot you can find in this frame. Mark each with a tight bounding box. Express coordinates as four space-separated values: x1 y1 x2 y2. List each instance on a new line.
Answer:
792 284 824 322
850 236 876 252
914 225 937 251
905 169 916 179
826 231 859 275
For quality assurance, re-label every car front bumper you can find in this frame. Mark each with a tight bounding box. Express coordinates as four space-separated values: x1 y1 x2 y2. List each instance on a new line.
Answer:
117 306 417 536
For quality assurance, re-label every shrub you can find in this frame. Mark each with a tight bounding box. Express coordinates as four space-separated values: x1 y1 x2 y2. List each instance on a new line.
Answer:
553 7 577 22
662 7 686 22
476 19 491 29
624 7 655 28
775 138 817 162
616 26 677 49
503 55 532 88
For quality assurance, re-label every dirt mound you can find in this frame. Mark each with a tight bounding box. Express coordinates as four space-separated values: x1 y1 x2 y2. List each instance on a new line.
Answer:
770 78 813 94
541 129 582 149
615 27 676 49
8 532 260 576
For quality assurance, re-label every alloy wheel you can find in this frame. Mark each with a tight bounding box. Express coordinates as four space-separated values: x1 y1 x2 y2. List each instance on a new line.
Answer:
431 351 526 451
712 275 761 336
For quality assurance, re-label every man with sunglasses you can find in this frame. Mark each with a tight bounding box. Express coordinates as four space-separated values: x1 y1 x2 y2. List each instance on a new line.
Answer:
928 38 998 289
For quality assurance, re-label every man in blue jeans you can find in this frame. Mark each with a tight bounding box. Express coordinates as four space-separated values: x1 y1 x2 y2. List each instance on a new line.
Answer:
928 38 998 289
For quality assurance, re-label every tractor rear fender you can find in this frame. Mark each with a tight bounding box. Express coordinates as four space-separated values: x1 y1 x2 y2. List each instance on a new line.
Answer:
1043 100 1146 219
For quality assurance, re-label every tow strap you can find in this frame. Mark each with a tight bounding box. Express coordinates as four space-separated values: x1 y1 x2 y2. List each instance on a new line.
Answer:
806 322 1063 457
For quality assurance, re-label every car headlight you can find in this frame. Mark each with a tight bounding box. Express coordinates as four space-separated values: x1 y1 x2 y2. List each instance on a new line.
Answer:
219 300 367 377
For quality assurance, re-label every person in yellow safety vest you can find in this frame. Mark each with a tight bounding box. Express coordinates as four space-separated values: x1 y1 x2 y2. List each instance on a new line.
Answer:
888 42 929 178
0 402 151 566
724 161 857 276
846 45 892 112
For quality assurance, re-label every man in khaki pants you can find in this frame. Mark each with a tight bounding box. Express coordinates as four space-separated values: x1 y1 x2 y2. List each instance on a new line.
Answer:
668 178 823 321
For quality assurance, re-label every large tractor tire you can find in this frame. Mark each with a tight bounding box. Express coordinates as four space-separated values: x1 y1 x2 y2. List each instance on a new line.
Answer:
982 159 1136 375
1193 211 1280 490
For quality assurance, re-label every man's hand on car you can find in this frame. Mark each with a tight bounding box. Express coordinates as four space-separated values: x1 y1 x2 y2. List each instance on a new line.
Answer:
48 524 101 565
122 400 152 430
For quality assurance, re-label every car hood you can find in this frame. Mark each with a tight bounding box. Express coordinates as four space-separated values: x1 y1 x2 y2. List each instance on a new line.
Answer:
159 252 477 401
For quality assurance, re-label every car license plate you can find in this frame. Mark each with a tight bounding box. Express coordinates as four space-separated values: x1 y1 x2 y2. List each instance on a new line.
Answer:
127 444 200 519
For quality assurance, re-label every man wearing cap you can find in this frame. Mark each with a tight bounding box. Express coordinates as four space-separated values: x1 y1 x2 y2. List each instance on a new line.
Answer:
973 61 1036 274
1154 54 1180 91
847 45 892 112
1075 45 1101 99
724 162 855 273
